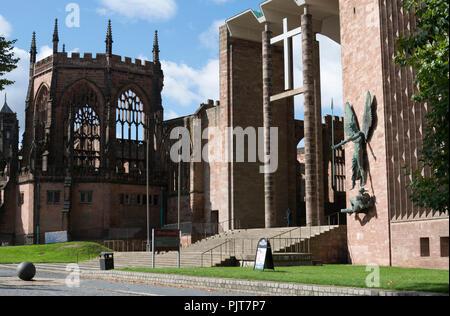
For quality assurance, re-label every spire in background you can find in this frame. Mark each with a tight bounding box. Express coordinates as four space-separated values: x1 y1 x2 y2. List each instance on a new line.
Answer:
30 32 37 64
105 20 113 56
62 44 66 53
1 94 14 114
53 18 59 54
153 30 160 63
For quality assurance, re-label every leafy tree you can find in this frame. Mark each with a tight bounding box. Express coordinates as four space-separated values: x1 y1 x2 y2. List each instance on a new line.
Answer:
0 36 20 91
395 0 449 213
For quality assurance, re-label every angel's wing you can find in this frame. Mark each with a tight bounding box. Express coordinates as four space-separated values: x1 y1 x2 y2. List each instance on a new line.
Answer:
344 102 359 137
362 91 373 140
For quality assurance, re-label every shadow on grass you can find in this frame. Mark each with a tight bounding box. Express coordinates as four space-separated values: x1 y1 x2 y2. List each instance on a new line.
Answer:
390 283 449 294
257 269 288 274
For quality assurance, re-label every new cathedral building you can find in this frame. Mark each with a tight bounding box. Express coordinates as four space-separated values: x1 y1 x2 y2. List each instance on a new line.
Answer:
0 0 448 270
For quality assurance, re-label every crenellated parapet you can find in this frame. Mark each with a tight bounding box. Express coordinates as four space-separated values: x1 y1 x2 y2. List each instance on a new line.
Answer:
33 53 157 77
31 19 161 79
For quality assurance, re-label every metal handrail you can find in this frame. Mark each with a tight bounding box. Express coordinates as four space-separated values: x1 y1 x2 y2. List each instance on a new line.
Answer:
199 224 344 267
201 239 234 267
233 237 310 255
164 219 241 240
270 227 302 240
268 237 310 253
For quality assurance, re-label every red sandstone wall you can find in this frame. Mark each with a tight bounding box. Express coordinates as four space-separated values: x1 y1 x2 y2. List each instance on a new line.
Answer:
391 219 449 270
220 26 297 229
15 183 34 242
70 183 161 240
33 71 52 97
340 0 391 266
0 183 17 238
13 182 162 243
310 226 349 264
340 0 449 269
167 194 191 224
203 105 233 228
215 26 234 229
38 182 64 235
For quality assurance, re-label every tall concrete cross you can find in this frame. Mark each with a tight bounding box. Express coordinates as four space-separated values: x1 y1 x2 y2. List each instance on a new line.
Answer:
270 18 302 91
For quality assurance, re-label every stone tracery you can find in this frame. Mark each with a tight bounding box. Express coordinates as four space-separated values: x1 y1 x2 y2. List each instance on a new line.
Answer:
116 89 146 174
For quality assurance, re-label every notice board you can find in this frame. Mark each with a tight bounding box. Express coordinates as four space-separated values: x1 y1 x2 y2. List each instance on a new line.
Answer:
154 229 180 252
254 238 274 270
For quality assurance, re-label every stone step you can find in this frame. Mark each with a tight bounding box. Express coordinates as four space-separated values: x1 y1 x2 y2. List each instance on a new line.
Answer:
90 226 341 269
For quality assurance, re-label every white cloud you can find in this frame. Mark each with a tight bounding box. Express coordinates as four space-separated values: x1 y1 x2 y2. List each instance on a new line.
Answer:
1 47 30 142
137 54 150 62
199 19 225 53
36 45 53 61
161 59 219 109
137 54 218 120
69 48 80 56
165 109 180 120
35 45 80 61
96 8 108 16
0 14 12 37
318 34 343 116
97 0 177 22
292 34 343 119
156 20 223 114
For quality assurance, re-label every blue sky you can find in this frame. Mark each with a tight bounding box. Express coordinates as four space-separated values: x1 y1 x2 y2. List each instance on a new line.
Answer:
0 0 343 143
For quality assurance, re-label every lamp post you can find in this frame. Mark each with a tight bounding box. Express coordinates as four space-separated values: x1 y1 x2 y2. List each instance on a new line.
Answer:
146 115 151 252
177 134 181 231
331 99 336 190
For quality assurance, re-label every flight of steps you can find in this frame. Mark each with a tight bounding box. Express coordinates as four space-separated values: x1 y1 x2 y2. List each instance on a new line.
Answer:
79 226 340 269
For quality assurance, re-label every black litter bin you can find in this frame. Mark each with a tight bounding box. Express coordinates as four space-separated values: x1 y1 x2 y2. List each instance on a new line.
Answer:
99 252 114 271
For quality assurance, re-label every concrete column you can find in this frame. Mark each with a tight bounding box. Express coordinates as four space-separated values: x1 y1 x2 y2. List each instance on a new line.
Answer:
262 23 275 228
302 7 318 226
313 38 325 226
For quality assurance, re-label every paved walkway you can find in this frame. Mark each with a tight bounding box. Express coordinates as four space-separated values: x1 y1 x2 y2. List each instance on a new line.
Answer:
0 266 252 296
1 263 446 296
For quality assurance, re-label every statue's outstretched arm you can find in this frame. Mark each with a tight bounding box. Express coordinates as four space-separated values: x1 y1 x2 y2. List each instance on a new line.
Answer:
332 133 360 150
332 138 350 150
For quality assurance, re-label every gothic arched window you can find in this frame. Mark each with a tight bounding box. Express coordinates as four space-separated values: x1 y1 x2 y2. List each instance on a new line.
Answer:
116 89 146 174
35 85 49 142
61 81 103 174
73 104 101 172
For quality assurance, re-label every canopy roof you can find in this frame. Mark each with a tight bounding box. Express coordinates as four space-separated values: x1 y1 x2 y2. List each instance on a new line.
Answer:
226 0 340 44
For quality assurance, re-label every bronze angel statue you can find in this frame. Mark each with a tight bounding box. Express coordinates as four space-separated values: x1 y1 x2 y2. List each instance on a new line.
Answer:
332 91 374 190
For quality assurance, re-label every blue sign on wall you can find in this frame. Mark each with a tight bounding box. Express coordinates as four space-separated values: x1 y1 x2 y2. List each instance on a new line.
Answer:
45 231 68 244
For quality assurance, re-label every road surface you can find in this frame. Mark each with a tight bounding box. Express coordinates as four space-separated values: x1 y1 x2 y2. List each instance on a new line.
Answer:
0 266 253 297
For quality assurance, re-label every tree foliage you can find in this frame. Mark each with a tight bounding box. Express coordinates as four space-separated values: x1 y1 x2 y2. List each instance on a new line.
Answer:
0 36 20 91
395 0 449 213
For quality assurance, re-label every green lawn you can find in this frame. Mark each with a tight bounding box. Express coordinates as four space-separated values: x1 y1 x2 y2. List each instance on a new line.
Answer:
118 265 449 294
0 242 111 264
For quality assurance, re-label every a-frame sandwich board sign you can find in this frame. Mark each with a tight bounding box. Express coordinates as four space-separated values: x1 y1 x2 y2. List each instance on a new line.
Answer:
254 238 275 271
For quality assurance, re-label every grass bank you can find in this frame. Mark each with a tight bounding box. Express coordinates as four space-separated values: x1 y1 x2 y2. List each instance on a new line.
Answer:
118 265 449 294
0 242 111 264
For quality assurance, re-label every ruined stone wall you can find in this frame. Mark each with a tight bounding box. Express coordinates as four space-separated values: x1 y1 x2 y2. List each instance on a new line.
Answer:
14 183 34 244
13 48 165 244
